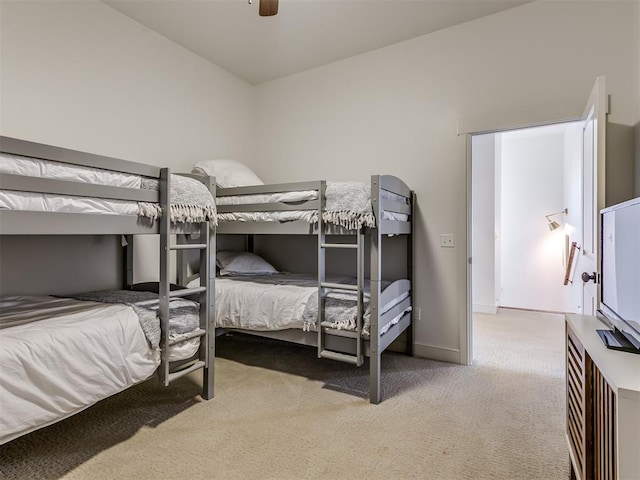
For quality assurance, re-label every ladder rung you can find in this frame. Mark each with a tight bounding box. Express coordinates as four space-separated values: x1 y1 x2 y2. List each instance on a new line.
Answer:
321 282 358 291
320 322 359 338
319 350 359 365
170 243 207 250
170 286 206 298
169 328 206 346
167 360 206 382
321 243 357 249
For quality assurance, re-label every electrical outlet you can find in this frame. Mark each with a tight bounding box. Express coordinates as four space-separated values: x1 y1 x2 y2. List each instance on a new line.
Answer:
440 234 455 248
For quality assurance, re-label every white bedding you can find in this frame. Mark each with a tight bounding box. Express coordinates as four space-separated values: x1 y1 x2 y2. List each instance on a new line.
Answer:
214 274 329 330
210 273 411 335
218 210 406 223
216 190 318 206
0 191 140 216
0 152 141 188
0 153 217 223
217 186 408 224
0 152 142 216
0 295 197 445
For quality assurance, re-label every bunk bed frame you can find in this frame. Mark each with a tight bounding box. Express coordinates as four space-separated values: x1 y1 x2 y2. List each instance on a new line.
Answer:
0 135 216 400
211 176 414 404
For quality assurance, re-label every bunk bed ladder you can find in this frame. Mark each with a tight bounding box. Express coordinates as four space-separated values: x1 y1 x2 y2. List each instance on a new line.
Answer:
317 183 365 366
158 168 215 399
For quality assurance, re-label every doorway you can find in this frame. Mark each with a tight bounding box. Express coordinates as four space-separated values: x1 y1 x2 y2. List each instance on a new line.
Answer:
471 122 583 315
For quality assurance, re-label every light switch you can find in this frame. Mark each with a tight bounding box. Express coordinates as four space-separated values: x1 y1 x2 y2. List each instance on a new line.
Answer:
441 234 455 248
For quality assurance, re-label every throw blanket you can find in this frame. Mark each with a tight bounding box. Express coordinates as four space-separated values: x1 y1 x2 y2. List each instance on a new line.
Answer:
66 290 201 349
139 175 217 225
301 279 389 336
323 182 376 229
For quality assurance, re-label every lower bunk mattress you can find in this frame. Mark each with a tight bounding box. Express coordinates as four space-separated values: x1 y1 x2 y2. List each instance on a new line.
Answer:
0 295 200 445
207 273 411 336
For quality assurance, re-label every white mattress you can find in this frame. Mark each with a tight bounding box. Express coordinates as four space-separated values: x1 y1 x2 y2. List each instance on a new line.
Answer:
218 210 406 223
0 152 141 188
213 274 340 331
0 191 140 216
0 296 157 444
208 273 411 335
217 188 408 223
216 190 318 206
0 152 143 216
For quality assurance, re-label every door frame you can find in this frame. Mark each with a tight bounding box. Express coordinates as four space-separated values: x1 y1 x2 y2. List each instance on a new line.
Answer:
578 76 608 316
458 112 582 365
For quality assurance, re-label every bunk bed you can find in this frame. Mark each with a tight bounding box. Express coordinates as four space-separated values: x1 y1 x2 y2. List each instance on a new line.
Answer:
0 136 217 444
188 162 414 404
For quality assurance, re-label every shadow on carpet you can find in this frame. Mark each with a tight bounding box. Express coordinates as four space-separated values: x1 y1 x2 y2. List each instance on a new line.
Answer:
0 376 202 479
216 332 452 400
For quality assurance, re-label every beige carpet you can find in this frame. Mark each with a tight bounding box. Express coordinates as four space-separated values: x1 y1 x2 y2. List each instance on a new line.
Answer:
0 309 569 480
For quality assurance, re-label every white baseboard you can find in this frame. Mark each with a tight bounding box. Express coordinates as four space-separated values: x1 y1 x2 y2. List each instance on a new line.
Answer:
413 342 461 364
473 304 498 314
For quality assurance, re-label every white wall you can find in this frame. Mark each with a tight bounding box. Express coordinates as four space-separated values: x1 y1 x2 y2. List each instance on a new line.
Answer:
471 134 497 314
0 1 255 294
254 1 637 362
499 126 566 312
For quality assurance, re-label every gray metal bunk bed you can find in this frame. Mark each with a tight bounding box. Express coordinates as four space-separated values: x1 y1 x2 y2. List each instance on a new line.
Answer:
0 136 216 443
209 176 414 404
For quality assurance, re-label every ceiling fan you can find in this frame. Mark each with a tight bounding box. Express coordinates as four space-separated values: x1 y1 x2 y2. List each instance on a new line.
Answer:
249 0 279 17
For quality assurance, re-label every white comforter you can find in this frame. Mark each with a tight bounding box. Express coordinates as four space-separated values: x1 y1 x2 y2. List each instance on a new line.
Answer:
217 185 408 225
0 152 142 216
0 296 158 445
214 274 331 331
0 152 141 187
211 274 410 335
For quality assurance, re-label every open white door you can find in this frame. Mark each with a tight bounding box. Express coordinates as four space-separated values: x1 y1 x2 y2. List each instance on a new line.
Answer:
576 77 608 316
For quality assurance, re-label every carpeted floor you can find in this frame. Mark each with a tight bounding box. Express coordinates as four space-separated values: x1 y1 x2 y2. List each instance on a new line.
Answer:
0 309 569 480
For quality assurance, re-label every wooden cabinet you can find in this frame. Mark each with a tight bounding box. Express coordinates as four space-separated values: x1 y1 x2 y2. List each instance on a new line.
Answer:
565 315 640 480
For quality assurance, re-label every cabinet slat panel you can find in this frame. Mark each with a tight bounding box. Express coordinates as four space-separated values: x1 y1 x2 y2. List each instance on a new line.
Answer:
592 364 616 480
567 326 586 479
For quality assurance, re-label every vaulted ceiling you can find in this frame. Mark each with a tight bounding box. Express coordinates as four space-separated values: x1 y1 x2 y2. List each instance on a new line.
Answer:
104 0 532 84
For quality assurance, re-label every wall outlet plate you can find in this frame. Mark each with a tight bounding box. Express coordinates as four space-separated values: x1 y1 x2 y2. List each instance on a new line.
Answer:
441 234 455 248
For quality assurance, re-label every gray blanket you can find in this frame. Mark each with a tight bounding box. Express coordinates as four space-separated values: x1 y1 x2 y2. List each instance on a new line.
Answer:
301 279 389 335
322 181 376 229
66 290 200 349
139 175 217 225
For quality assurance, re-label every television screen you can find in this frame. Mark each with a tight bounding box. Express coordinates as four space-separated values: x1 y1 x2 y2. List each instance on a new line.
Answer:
600 197 640 341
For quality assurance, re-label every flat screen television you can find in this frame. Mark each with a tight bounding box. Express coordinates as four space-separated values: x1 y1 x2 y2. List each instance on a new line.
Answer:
597 196 640 354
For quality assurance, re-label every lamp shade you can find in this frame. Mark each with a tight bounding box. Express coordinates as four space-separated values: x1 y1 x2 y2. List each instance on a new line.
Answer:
548 220 561 231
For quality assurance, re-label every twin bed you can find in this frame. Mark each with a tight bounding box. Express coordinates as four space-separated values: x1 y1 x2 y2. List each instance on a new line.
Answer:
0 136 415 445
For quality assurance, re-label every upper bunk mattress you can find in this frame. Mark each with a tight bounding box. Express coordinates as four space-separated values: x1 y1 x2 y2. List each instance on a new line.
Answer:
0 153 217 224
217 182 408 229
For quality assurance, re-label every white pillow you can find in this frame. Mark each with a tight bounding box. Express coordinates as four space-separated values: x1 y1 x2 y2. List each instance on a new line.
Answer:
192 160 263 188
216 251 278 276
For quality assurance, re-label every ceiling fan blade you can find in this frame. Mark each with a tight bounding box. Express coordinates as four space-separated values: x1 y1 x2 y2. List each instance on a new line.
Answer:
259 0 278 16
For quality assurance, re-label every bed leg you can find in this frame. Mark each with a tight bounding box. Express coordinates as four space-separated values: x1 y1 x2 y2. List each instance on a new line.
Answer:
202 365 214 400
406 314 415 357
370 351 381 404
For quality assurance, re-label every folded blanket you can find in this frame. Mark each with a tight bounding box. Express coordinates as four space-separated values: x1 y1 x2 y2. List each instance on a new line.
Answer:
322 181 376 230
301 279 389 336
65 290 201 349
139 175 217 225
